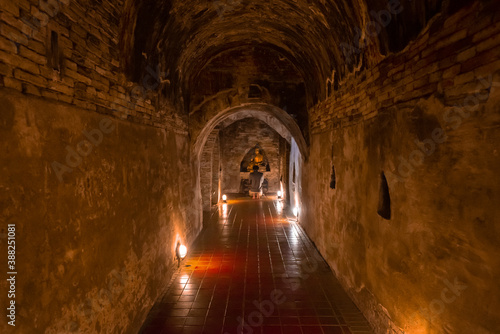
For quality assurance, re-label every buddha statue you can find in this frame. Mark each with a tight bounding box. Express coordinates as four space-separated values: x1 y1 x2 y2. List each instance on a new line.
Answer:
247 148 265 171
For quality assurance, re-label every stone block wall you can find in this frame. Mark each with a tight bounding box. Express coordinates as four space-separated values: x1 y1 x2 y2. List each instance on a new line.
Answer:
302 2 500 334
0 0 184 130
278 136 290 203
200 129 220 211
211 134 221 205
310 2 499 133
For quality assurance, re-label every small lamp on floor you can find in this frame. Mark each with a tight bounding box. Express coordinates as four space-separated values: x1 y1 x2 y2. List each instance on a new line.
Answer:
277 191 282 199
176 242 187 267
222 194 227 203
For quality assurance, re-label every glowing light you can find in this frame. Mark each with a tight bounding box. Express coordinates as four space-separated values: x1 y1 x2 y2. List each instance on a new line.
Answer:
222 203 228 218
276 200 283 214
222 194 227 202
176 243 187 259
293 207 299 217
179 274 189 284
277 191 282 198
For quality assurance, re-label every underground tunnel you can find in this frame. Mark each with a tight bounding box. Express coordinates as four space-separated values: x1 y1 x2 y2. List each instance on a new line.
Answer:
0 0 500 333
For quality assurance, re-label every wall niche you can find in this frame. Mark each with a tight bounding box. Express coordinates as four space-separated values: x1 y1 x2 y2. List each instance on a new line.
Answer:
377 172 391 220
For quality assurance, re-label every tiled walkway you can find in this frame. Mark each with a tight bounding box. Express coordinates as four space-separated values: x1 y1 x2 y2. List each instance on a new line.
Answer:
139 198 373 334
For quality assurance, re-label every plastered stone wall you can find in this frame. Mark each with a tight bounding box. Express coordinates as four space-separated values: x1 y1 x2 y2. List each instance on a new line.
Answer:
200 129 220 211
289 139 303 213
279 137 291 203
301 3 500 334
219 118 282 194
0 90 201 333
0 0 200 333
211 134 221 205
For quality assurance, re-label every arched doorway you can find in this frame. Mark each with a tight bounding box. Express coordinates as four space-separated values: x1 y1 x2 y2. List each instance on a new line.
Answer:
193 103 308 216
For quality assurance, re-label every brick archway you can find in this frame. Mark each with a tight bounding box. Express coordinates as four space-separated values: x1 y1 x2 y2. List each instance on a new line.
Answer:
192 103 308 165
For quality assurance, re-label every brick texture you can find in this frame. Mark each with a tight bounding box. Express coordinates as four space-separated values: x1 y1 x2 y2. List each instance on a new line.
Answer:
0 0 185 132
310 3 500 134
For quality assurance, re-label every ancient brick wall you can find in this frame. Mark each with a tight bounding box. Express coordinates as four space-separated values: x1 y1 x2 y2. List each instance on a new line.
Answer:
302 2 500 333
0 1 197 333
310 2 499 134
200 130 220 211
0 0 183 130
211 134 221 205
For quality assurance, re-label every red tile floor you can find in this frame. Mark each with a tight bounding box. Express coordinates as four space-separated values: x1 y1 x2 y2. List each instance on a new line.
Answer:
139 197 374 334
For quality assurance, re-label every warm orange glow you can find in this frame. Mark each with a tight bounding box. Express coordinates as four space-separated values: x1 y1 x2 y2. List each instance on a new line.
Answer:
222 203 228 218
177 243 187 259
276 200 283 213
179 274 189 284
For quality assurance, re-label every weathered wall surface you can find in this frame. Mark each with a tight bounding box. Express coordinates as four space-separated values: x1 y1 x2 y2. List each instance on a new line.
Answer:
278 136 290 202
302 2 500 334
200 129 220 211
220 118 282 194
0 90 200 334
0 0 201 333
289 139 304 213
211 133 221 206
0 0 179 128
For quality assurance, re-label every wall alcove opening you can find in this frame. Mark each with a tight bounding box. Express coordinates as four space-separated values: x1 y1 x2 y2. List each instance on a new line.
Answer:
330 165 336 189
377 172 391 220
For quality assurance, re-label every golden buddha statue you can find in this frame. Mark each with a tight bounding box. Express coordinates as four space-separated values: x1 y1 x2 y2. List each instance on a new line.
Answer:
247 148 264 171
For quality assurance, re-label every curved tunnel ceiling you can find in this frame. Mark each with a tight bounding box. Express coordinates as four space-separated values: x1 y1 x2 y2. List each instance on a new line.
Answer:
171 0 356 81
123 0 361 102
122 0 459 113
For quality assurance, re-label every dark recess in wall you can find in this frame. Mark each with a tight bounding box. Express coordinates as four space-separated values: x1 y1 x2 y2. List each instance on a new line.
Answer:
377 172 391 220
330 165 336 189
129 0 170 83
48 31 60 71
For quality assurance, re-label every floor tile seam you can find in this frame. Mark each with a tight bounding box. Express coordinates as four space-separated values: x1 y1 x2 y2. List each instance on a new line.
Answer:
274 214 352 329
222 205 245 329
254 212 265 294
276 213 303 275
262 208 276 286
241 221 252 311
267 203 348 331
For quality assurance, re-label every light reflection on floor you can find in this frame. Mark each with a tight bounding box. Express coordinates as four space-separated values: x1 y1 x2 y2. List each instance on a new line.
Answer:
140 197 373 334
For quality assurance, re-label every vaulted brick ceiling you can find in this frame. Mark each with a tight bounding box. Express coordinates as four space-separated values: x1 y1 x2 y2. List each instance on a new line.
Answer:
120 0 462 114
